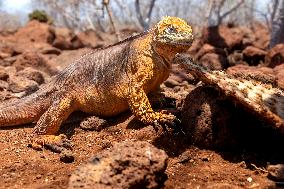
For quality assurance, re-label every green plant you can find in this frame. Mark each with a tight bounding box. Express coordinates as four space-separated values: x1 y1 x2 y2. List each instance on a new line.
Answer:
28 10 53 24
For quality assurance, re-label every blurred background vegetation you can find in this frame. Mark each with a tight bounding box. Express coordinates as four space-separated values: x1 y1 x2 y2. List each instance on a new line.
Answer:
0 0 284 48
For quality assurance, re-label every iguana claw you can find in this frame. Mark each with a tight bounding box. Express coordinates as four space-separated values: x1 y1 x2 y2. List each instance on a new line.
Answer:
28 134 72 153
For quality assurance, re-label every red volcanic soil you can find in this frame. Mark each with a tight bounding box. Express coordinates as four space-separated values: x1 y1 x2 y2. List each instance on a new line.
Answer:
0 21 283 189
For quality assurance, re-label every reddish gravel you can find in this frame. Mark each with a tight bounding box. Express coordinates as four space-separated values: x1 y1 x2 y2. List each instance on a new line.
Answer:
0 20 283 189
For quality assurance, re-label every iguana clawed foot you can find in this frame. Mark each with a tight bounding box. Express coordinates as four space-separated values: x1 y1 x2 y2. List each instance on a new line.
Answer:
28 134 72 153
152 111 185 135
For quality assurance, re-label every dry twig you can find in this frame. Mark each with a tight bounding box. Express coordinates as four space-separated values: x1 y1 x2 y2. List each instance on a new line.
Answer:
103 0 121 41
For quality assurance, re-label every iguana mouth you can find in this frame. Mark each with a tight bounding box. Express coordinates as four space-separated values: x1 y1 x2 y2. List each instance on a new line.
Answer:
159 33 194 46
170 40 193 46
171 35 194 46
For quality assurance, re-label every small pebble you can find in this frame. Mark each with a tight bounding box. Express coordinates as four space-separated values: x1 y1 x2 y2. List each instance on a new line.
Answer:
247 177 252 182
80 116 108 131
178 153 192 163
267 164 284 181
60 149 75 163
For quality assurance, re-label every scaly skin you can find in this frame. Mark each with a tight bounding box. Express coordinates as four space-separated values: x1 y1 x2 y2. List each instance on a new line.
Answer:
176 54 284 133
0 17 193 150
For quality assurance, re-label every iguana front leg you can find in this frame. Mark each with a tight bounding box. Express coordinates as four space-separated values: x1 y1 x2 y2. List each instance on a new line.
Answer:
127 87 176 129
30 95 76 152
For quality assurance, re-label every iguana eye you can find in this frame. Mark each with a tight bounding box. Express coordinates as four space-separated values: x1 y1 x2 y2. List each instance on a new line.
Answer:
166 26 177 34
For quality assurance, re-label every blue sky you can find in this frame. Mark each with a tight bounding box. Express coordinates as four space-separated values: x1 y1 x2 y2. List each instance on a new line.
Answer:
1 0 32 13
0 0 32 24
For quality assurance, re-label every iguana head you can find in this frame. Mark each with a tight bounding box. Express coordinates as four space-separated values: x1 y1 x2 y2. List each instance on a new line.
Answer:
153 16 193 46
151 16 193 65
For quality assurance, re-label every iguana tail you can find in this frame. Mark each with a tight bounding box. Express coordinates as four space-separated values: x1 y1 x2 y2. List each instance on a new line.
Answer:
0 88 52 127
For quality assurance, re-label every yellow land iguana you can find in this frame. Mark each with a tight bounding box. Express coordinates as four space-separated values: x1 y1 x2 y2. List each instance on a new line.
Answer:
0 17 194 151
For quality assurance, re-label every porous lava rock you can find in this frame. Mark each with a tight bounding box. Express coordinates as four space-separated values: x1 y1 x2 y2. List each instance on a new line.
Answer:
68 141 168 189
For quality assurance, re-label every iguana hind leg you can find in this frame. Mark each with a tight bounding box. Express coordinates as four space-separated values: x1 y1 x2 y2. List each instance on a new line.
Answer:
30 95 76 152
